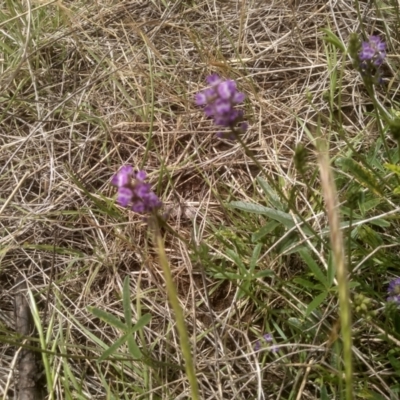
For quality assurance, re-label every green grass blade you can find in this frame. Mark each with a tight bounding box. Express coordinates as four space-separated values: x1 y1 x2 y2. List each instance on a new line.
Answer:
87 307 126 331
98 333 130 362
123 276 132 329
298 248 328 287
131 314 152 333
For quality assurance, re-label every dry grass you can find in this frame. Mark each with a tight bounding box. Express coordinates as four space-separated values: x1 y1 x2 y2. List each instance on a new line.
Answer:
0 0 398 399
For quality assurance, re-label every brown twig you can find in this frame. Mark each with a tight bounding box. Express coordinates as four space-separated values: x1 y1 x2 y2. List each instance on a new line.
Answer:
14 279 42 400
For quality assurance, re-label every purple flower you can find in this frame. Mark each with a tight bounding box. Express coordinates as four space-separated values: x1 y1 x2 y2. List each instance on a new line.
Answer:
195 75 247 138
111 166 162 214
359 36 386 66
206 74 222 85
254 333 278 352
117 187 134 207
357 36 386 85
387 277 400 305
111 165 134 187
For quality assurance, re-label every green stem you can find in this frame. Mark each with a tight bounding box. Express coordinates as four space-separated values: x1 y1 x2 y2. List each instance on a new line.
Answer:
152 222 200 400
317 139 353 400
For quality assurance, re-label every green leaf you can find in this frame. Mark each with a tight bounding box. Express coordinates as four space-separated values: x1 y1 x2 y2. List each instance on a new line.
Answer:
88 306 126 331
360 198 381 213
348 281 360 289
225 248 246 272
249 243 262 272
321 28 346 52
271 321 287 340
97 315 151 362
252 221 280 243
98 333 129 362
298 248 328 287
229 201 295 229
237 280 251 300
287 317 303 330
213 272 244 280
254 270 274 278
292 277 316 289
256 177 283 210
131 313 152 333
123 276 132 329
127 335 142 359
320 384 329 400
368 218 390 228
305 292 328 317
279 237 305 255
330 282 360 292
327 251 335 287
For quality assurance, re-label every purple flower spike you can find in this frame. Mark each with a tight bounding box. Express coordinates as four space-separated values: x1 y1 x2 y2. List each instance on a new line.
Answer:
358 36 386 84
387 277 400 305
111 166 162 214
214 99 231 115
359 43 375 61
206 74 222 85
111 165 133 187
359 36 386 63
117 187 133 207
195 74 247 138
217 80 237 99
135 170 147 181
233 92 246 104
370 36 386 52
195 92 207 106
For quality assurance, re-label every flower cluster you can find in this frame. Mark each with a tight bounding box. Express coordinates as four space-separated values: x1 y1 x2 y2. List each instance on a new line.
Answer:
387 277 400 305
359 36 386 66
111 166 162 214
195 74 247 138
254 333 278 352
358 36 386 84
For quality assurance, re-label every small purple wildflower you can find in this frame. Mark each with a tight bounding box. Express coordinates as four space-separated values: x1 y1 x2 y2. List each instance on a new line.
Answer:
387 277 400 305
111 166 162 214
195 74 247 138
254 333 278 352
111 165 133 187
359 36 386 66
357 36 386 84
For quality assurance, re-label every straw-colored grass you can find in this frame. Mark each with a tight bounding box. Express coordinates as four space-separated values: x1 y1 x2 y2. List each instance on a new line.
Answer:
1 1 399 399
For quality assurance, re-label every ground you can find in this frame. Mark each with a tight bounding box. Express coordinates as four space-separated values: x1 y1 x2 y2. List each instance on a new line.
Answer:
1 1 400 399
